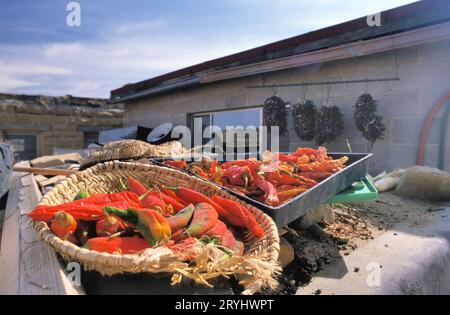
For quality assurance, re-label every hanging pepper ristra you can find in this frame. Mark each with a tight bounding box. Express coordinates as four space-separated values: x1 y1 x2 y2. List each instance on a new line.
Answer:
104 207 171 246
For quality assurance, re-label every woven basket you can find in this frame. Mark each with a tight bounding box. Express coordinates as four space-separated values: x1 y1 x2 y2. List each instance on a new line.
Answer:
80 140 188 170
33 161 280 294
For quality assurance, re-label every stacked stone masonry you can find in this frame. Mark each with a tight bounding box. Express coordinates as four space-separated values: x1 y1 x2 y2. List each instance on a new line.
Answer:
0 94 123 156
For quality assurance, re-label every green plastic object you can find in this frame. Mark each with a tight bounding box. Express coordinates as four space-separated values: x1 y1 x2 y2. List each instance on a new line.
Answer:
324 176 378 204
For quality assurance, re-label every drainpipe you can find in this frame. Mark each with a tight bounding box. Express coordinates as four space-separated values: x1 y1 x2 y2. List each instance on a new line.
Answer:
439 101 450 170
417 91 450 166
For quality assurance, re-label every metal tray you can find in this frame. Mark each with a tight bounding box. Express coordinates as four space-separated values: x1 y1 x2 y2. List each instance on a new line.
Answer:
151 152 372 227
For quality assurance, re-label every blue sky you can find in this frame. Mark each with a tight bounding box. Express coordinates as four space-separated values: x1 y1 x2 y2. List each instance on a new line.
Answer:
0 0 416 98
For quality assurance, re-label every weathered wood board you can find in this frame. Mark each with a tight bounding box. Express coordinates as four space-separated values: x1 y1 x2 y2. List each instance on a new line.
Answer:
0 161 84 295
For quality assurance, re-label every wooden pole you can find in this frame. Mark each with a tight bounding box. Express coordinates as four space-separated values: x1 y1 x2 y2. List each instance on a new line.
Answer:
12 166 76 176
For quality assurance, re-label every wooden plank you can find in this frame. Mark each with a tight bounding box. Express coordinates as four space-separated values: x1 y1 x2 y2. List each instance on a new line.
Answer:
0 161 85 295
38 175 67 189
12 166 76 176
0 170 21 294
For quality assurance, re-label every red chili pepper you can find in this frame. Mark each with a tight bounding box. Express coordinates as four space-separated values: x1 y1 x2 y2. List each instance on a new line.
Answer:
165 187 228 219
277 153 299 164
237 203 264 238
127 176 148 196
288 173 318 187
209 160 218 177
162 189 188 206
211 195 264 238
292 147 318 157
163 160 187 169
158 192 185 213
315 147 328 162
295 155 310 164
211 195 247 227
204 220 228 239
189 165 209 179
277 187 307 204
50 211 77 241
178 203 218 239
222 165 253 188
252 172 279 206
221 230 244 256
277 173 306 186
96 215 125 237
166 204 195 232
221 159 259 172
141 191 167 213
28 191 142 222
84 237 150 255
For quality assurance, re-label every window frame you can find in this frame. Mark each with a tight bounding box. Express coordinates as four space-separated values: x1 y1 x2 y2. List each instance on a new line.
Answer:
3 132 40 161
192 106 263 128
190 106 263 156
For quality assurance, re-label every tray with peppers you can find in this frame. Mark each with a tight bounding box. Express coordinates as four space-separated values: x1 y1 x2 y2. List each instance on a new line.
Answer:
28 161 280 294
154 147 372 227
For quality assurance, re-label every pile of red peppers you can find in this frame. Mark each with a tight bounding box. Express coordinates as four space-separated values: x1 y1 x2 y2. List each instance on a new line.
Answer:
163 147 348 206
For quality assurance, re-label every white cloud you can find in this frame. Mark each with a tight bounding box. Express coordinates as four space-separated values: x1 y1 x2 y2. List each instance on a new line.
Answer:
0 0 417 98
114 19 168 35
0 32 270 97
0 73 38 91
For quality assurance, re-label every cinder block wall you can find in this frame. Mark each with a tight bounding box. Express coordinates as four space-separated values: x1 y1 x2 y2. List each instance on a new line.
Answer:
124 38 450 174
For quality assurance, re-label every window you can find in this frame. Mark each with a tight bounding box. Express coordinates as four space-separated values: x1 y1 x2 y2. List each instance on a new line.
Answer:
192 107 262 155
4 133 39 161
83 131 99 148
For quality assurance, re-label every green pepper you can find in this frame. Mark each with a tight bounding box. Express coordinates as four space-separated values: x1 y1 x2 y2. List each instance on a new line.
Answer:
166 204 195 233
179 203 218 239
74 191 91 200
104 206 171 246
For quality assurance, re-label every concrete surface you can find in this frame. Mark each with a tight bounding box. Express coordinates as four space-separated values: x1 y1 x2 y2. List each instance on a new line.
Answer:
296 206 450 295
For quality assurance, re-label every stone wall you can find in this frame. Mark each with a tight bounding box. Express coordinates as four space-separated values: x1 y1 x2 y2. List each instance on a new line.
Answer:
124 37 450 174
0 94 123 156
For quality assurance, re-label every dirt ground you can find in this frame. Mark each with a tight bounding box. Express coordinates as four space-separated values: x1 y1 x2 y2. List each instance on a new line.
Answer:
267 191 443 295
